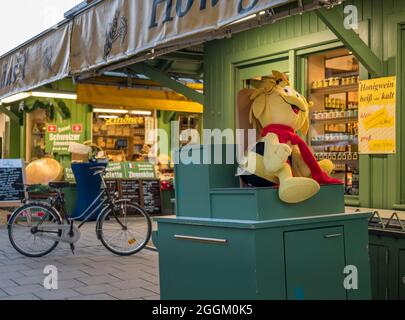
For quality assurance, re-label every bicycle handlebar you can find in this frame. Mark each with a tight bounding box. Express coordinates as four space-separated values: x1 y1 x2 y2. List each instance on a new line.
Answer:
89 166 107 171
89 166 107 177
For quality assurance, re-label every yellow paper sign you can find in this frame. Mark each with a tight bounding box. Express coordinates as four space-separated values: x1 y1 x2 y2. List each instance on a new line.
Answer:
363 107 388 130
358 77 396 154
368 140 395 152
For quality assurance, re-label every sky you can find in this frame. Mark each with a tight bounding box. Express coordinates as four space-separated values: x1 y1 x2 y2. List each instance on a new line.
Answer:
0 0 83 56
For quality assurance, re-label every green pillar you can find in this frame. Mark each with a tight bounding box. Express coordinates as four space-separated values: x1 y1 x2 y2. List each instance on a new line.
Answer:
158 111 173 158
9 105 21 159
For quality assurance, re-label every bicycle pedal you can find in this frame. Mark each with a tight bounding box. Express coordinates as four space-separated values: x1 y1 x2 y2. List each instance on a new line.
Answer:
70 244 75 255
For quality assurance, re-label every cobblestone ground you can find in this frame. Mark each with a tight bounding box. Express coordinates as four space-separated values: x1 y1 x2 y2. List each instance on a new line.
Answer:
0 221 160 300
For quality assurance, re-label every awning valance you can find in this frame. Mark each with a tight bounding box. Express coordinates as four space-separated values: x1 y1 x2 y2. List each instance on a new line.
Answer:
1 0 323 101
70 0 291 74
77 84 203 113
0 22 72 100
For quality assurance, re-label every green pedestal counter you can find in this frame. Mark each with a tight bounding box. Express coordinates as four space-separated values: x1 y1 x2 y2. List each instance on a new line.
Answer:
153 145 372 300
154 212 371 300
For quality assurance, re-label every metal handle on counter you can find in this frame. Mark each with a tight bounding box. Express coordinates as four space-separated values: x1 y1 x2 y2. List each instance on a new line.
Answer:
324 233 343 239
174 235 228 245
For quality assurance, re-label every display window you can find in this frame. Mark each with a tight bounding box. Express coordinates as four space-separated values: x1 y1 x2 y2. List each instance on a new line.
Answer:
92 108 156 163
26 109 48 162
178 114 201 147
307 48 360 195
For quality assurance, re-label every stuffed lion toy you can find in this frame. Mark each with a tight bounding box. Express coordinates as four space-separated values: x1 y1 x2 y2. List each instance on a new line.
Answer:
238 71 342 203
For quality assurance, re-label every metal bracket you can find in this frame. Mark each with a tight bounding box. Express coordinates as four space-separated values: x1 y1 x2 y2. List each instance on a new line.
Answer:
369 211 386 229
315 6 384 78
129 63 205 105
385 212 405 231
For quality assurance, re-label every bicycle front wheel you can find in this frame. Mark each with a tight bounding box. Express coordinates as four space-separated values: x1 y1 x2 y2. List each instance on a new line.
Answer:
98 200 152 256
8 203 62 258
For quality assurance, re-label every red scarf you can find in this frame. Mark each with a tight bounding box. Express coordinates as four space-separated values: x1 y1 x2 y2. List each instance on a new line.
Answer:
261 124 342 185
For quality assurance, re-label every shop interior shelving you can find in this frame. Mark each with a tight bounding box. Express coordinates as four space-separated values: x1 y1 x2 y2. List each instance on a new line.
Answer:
92 115 147 162
310 83 358 95
308 49 360 196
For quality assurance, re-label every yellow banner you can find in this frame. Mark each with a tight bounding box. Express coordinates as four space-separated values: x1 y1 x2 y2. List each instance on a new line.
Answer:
77 84 203 113
358 76 396 154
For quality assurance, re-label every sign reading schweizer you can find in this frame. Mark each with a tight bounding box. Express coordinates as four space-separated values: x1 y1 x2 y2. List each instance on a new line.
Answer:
71 0 290 73
46 123 85 155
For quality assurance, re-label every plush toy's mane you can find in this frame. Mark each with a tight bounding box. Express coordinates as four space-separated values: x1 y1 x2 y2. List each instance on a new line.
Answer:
248 71 290 132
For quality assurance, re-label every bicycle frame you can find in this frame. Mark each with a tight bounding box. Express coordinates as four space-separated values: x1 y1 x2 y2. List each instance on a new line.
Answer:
58 186 115 229
9 166 152 257
26 172 115 231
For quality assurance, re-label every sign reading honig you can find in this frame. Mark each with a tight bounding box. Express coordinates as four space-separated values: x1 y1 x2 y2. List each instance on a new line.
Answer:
358 76 397 154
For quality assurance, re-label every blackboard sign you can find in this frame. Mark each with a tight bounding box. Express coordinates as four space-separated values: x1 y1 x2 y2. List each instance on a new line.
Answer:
0 159 25 203
121 180 141 204
104 178 162 215
142 180 161 215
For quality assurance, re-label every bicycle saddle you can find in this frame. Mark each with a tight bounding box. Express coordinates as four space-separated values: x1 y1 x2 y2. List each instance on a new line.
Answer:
49 181 71 189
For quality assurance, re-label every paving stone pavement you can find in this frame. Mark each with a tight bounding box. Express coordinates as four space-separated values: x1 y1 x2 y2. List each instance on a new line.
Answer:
0 223 160 300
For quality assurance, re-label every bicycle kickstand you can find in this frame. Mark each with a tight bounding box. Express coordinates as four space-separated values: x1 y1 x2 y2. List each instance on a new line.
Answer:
70 244 75 255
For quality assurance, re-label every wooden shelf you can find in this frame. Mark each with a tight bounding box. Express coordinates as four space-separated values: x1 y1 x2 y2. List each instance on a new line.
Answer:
312 116 358 124
329 71 360 78
311 84 358 95
321 158 359 165
332 159 359 166
93 134 144 138
311 139 358 146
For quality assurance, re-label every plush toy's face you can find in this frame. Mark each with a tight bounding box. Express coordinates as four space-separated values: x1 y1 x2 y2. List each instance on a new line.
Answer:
267 85 311 132
251 77 313 135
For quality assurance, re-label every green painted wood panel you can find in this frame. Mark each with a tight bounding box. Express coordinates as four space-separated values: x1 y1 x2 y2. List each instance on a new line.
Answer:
284 226 347 300
399 250 405 299
9 105 21 158
369 244 389 300
204 1 405 210
369 244 380 299
238 59 289 81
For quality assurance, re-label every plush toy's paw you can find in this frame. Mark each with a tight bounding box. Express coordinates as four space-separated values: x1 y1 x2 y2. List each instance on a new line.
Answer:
318 159 334 175
275 143 292 161
279 177 320 203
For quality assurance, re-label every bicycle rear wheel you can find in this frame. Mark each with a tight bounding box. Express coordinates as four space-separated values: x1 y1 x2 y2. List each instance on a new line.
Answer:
8 203 62 258
98 200 152 256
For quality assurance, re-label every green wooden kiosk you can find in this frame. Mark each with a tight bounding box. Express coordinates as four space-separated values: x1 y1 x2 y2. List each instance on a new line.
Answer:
153 144 372 300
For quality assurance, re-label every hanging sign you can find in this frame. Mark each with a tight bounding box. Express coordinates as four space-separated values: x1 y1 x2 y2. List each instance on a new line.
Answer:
66 162 156 182
46 123 85 155
126 162 156 179
105 162 126 179
358 76 396 154
144 117 155 145
104 115 145 126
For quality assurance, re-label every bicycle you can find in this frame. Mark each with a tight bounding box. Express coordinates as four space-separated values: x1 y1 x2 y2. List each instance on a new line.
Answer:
8 166 152 257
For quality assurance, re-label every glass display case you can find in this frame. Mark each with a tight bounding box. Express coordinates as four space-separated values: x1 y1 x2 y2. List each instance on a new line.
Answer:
307 49 360 195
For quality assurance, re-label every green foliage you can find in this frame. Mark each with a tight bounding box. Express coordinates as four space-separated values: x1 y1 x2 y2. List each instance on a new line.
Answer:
19 98 72 124
55 99 71 120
